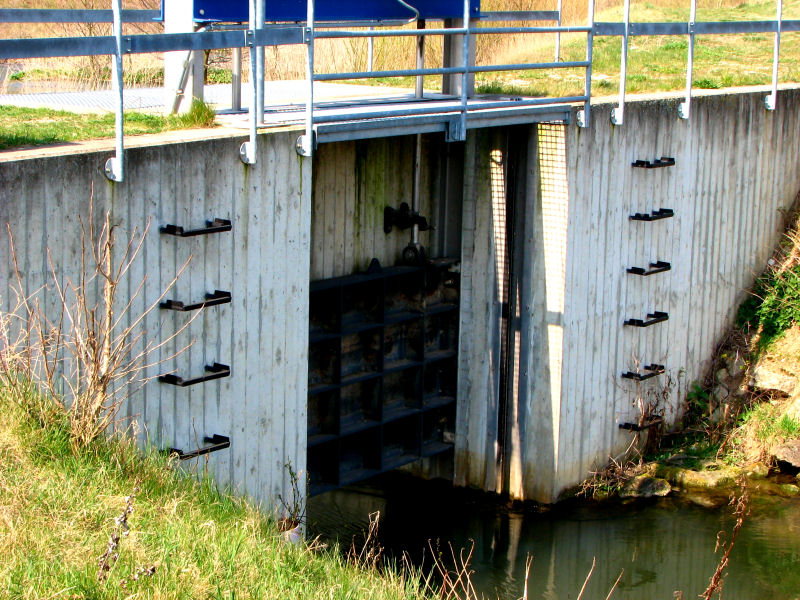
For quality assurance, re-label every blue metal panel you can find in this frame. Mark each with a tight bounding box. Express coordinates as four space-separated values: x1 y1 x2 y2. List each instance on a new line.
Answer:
191 0 479 23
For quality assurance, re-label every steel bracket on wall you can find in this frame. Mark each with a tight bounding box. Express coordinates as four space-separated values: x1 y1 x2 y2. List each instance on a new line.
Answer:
160 290 231 312
168 434 230 460
632 156 675 168
624 311 669 327
626 261 671 276
621 363 665 380
629 208 674 222
619 417 663 431
446 116 466 143
159 362 230 387
161 218 232 237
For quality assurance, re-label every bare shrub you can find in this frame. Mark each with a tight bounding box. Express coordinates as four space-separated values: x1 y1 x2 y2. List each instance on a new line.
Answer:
0 192 190 449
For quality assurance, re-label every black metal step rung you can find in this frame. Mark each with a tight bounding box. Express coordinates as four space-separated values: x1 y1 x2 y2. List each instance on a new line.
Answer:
632 156 675 169
161 290 231 312
168 434 230 460
630 208 674 222
621 363 665 381
159 362 230 387
624 311 669 327
626 261 671 277
161 218 232 237
619 417 663 431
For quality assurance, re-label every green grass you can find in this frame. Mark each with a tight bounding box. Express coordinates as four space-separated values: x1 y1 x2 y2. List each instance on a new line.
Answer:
0 100 217 150
465 0 800 98
0 393 434 599
737 230 800 352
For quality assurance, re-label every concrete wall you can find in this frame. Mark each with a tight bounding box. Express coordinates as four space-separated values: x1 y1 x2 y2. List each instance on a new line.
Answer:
310 135 440 280
0 130 312 507
455 88 800 503
4 87 800 508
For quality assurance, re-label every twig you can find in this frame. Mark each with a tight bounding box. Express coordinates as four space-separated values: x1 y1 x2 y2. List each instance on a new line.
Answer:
576 556 596 600
606 569 624 600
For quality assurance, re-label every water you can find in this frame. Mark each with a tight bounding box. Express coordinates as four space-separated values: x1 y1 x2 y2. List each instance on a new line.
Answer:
308 473 800 600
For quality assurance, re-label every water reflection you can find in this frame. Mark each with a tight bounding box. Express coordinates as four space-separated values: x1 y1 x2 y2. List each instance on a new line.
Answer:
308 473 800 600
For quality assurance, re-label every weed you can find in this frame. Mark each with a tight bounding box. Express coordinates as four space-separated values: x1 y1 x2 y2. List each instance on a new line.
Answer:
700 477 750 600
738 211 800 352
726 398 800 464
97 486 138 582
694 77 722 89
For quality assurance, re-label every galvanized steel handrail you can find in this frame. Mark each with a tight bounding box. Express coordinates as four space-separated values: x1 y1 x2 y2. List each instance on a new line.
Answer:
2 2 797 172
0 8 159 23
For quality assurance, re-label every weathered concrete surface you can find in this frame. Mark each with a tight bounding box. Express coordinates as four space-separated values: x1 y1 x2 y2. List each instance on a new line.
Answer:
0 127 312 507
455 88 800 503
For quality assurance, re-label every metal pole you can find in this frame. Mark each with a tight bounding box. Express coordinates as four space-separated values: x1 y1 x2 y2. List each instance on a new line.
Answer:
577 0 594 128
611 0 630 125
239 0 258 164
256 0 265 122
104 0 124 181
415 19 425 98
765 0 782 110
679 0 696 119
459 0 470 140
555 0 562 62
297 0 315 156
232 46 242 111
367 27 374 72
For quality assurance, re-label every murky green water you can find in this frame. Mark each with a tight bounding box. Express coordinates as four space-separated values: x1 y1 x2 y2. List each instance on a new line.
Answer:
308 473 800 600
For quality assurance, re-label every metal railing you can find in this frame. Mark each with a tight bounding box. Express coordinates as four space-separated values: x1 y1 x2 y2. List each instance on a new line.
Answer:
1 2 799 180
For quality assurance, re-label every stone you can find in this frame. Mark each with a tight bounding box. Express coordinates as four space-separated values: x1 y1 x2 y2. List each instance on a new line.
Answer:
745 462 769 479
778 484 800 496
619 476 671 498
655 464 739 489
752 365 796 394
773 440 800 473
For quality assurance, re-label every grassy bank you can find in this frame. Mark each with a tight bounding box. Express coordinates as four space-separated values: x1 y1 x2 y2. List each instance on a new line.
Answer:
0 397 433 599
0 101 216 150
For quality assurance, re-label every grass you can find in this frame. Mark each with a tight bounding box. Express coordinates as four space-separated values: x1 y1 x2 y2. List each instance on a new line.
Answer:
738 226 800 353
0 100 217 150
0 394 433 599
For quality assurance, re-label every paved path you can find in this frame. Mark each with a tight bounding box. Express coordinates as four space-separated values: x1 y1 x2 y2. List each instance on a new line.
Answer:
0 81 421 114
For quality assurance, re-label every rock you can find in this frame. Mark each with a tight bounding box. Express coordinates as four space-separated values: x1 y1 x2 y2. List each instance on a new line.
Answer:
684 491 728 509
752 365 796 394
773 440 800 474
745 462 769 479
619 476 671 498
779 484 800 496
655 464 739 489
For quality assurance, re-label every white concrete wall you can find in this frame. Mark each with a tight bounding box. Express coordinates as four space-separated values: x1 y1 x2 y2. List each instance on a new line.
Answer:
454 89 800 503
549 90 800 498
0 130 312 508
309 136 437 280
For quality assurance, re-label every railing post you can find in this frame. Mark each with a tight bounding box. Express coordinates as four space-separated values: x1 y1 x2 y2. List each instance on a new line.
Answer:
765 0 782 110
678 0 696 119
555 0 563 61
611 0 630 125
104 0 124 182
415 19 426 98
296 0 315 156
577 0 595 128
232 46 242 111
367 27 374 72
239 0 260 164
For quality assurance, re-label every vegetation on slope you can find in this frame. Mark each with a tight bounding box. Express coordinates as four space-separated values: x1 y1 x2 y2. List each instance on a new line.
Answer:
0 396 433 599
0 100 217 150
